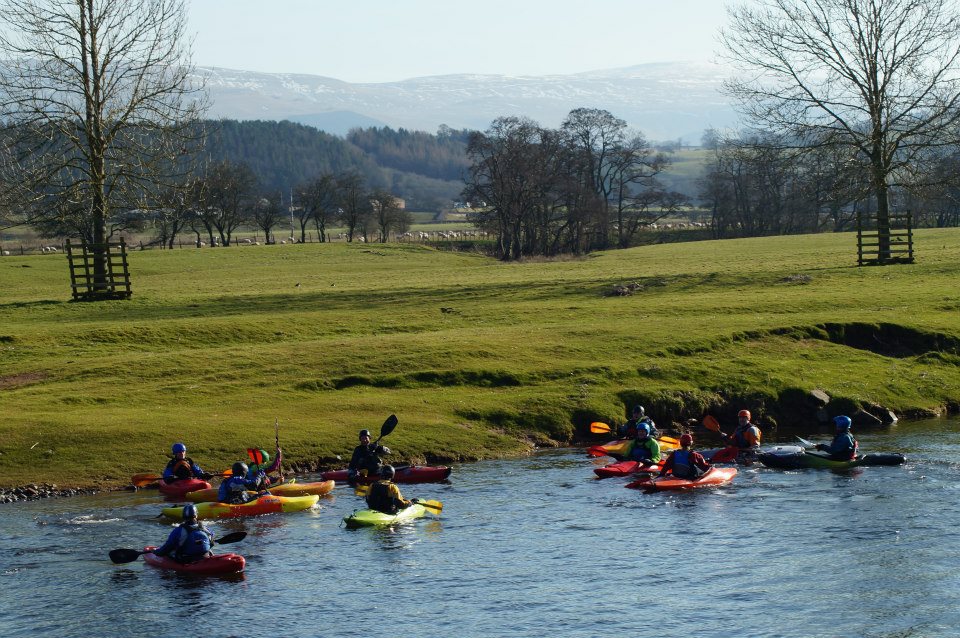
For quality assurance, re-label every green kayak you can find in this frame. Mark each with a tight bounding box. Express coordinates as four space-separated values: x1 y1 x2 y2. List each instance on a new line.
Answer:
343 503 427 528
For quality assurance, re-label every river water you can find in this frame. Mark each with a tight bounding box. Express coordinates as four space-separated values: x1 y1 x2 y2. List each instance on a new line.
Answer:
2 418 959 638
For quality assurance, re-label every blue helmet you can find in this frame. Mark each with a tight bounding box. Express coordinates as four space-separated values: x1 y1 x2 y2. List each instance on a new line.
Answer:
637 422 650 436
182 504 198 520
834 415 852 431
172 443 187 454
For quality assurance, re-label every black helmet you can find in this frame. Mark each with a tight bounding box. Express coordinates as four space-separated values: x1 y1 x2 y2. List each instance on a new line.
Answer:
182 504 198 520
232 462 248 477
633 405 645 416
359 429 372 439
380 465 395 479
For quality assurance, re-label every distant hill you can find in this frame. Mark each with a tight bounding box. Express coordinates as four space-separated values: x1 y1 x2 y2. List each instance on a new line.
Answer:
197 62 740 144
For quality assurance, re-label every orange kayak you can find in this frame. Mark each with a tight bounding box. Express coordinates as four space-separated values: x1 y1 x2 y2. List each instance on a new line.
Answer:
185 480 334 502
625 467 738 491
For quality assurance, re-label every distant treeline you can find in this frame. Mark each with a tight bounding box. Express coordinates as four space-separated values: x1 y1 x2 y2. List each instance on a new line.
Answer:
199 120 471 211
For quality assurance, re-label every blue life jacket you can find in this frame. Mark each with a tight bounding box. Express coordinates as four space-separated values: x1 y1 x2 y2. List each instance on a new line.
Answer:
672 449 693 477
175 524 211 561
218 475 258 504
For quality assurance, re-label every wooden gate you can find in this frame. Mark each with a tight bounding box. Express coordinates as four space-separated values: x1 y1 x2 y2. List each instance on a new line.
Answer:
65 238 132 300
856 211 914 265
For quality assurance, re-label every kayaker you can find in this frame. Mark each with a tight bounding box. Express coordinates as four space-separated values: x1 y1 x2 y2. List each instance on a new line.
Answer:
217 462 267 504
618 405 659 439
726 409 762 451
162 443 213 483
628 422 661 466
246 447 282 486
348 429 391 484
815 415 858 460
366 465 411 515
152 504 214 563
659 433 711 479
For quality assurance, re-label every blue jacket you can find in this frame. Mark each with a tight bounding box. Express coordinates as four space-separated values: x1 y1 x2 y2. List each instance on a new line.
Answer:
217 473 264 504
820 431 858 460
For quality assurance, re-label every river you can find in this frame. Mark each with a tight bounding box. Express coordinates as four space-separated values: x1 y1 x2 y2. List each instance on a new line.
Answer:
1 418 959 638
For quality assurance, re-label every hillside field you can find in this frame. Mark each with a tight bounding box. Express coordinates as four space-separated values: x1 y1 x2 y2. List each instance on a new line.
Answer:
2 229 960 488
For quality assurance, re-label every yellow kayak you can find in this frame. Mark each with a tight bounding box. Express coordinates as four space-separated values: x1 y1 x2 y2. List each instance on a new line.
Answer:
161 494 319 520
185 480 335 502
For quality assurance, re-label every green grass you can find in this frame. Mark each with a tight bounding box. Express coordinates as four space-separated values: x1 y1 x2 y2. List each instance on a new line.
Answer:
2 230 960 488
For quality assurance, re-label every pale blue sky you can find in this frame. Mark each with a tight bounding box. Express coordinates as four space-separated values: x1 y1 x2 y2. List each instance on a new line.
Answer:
187 0 735 82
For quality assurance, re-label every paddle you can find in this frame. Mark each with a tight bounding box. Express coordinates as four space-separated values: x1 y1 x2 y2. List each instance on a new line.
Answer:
703 415 725 437
275 417 282 477
795 436 817 450
588 421 679 445
132 470 232 488
108 531 247 564
374 414 398 445
412 498 443 512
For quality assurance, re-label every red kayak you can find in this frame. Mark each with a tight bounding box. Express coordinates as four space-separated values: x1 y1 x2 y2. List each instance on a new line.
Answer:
594 459 663 478
158 478 211 498
625 467 738 491
142 546 245 575
320 465 451 484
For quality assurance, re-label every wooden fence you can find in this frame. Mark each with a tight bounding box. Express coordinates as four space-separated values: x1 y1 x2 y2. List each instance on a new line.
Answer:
66 238 132 301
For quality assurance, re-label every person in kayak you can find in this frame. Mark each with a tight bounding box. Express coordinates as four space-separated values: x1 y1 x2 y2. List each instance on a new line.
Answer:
217 462 267 504
618 405 659 439
366 465 411 515
152 504 214 563
628 422 661 466
348 429 391 484
162 443 213 484
726 410 762 450
815 415 858 460
246 447 282 486
659 433 711 479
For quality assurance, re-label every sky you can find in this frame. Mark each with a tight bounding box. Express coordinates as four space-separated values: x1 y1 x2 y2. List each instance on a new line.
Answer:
186 0 736 83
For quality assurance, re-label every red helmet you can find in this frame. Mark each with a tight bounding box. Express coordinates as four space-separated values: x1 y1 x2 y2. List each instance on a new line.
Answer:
738 409 751 420
680 433 693 447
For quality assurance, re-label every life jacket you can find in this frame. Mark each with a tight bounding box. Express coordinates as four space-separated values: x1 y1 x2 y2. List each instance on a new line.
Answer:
165 457 196 482
366 480 401 514
733 425 761 449
220 476 252 504
671 449 694 478
175 523 211 562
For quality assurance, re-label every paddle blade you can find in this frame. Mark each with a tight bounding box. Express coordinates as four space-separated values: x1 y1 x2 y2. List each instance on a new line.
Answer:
379 414 398 440
795 436 816 449
625 476 653 490
703 415 721 432
109 548 144 564
216 531 247 545
246 448 265 464
589 422 612 434
415 499 443 512
658 435 680 445
131 473 161 487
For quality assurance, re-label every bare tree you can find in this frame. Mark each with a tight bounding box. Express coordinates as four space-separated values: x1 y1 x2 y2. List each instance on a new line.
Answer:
200 161 257 246
335 172 369 242
252 191 284 245
369 189 411 242
722 0 960 260
295 173 338 242
0 0 205 286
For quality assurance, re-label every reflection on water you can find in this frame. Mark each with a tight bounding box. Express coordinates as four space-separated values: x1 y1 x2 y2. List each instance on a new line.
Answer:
0 419 959 636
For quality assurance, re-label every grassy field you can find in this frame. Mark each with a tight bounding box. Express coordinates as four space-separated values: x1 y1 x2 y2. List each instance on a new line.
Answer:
2 229 960 488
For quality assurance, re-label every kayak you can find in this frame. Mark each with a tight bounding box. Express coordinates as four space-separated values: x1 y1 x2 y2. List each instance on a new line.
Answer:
587 437 680 460
185 480 335 502
702 445 799 464
158 478 211 498
161 494 319 520
321 465 452 484
594 459 663 478
342 503 428 528
626 467 738 491
142 546 245 575
758 448 906 470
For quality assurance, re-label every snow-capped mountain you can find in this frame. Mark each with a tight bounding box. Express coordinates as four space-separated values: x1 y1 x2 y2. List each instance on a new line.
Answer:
197 62 739 142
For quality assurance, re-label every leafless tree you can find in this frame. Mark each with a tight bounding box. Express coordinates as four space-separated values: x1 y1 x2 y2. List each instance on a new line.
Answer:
199 161 257 247
335 172 370 242
722 0 960 260
295 173 338 243
252 191 285 245
0 0 206 286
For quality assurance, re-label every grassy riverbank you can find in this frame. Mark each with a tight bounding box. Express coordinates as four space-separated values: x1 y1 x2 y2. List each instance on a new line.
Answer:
2 229 960 489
